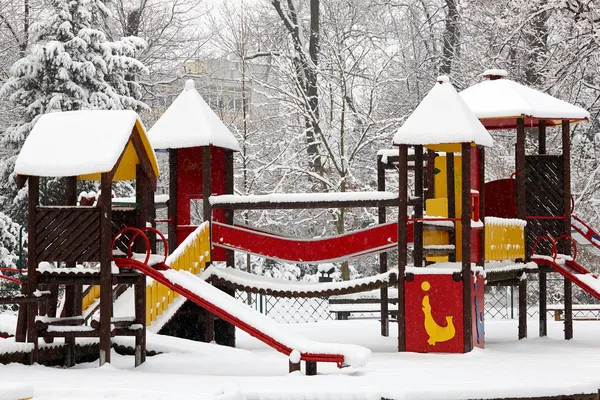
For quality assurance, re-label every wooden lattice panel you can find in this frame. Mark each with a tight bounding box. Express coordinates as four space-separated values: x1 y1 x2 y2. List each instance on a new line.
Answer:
112 209 138 254
35 207 101 262
525 155 564 256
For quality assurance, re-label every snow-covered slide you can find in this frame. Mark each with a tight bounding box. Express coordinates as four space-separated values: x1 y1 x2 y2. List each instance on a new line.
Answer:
571 214 600 256
531 235 600 301
114 222 370 371
116 258 370 369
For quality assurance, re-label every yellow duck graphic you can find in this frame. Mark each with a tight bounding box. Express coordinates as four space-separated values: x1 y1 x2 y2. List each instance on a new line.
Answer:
421 281 456 346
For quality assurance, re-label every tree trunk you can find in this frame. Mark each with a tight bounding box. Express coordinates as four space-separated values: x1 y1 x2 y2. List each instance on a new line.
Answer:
440 0 459 75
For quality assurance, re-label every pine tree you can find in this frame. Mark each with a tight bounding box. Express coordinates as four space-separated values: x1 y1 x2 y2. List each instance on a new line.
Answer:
0 0 149 143
0 211 25 301
0 0 149 223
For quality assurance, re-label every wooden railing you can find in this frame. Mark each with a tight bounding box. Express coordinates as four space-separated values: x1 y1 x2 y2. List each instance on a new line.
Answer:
485 217 526 261
146 222 211 325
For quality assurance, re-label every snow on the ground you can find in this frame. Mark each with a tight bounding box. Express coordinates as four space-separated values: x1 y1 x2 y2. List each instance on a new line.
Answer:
2 320 600 399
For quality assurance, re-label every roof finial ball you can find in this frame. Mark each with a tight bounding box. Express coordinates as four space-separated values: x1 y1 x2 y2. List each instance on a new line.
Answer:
185 79 196 91
437 75 450 84
482 69 508 81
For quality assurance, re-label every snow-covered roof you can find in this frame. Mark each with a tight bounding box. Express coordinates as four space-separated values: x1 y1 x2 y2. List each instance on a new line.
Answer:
148 80 241 151
460 70 590 129
393 77 493 147
15 110 159 181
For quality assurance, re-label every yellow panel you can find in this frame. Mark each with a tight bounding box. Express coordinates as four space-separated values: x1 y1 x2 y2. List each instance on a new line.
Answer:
77 120 159 181
425 143 462 152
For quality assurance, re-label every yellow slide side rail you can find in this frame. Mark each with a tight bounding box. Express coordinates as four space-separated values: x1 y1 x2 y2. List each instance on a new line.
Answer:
146 222 211 325
81 285 101 311
485 217 526 261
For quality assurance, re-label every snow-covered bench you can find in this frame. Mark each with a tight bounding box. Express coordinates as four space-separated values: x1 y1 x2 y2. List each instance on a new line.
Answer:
547 304 600 321
329 296 398 320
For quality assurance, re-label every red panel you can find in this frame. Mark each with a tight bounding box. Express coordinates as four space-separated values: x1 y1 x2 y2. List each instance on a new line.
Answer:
470 227 481 263
212 222 414 263
471 147 480 191
472 273 485 348
480 117 586 131
484 179 517 218
405 274 464 353
175 146 228 260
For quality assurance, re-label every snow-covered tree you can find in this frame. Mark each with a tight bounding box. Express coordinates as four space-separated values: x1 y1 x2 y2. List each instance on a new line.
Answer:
0 0 149 223
0 0 149 143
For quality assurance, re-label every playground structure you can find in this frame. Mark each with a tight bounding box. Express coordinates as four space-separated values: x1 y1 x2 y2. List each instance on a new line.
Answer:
1 69 596 378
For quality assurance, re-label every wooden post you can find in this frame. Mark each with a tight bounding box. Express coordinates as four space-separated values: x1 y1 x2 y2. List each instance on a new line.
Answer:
446 153 456 262
168 149 178 254
426 149 436 200
563 119 573 340
134 274 146 366
516 118 527 233
539 272 547 337
478 147 485 267
134 166 149 366
289 360 301 373
27 176 39 363
397 144 408 352
461 142 473 352
202 146 214 343
377 155 389 337
538 120 547 155
516 118 528 340
538 120 547 337
306 361 317 376
99 173 113 365
64 176 78 363
414 145 424 268
519 278 528 339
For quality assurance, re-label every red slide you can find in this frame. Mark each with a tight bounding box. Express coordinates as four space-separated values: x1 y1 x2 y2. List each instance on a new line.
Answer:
571 214 600 256
212 221 414 263
531 235 600 301
114 258 370 369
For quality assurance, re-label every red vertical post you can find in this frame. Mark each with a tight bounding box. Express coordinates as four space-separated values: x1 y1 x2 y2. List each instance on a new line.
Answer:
461 142 473 353
397 144 408 352
168 149 178 254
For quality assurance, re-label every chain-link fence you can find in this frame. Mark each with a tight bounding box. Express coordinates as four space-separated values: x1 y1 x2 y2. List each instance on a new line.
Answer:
485 277 600 320
235 291 333 323
234 277 600 323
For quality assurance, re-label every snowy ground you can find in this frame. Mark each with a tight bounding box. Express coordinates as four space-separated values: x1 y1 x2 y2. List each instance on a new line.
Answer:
2 319 600 399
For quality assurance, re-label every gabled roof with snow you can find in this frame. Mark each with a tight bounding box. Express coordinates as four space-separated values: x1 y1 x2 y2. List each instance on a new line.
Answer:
15 110 159 182
148 80 241 151
460 70 589 129
392 77 493 147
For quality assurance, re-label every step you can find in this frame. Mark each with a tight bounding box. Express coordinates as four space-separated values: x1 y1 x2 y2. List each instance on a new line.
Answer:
422 223 454 232
423 245 455 256
35 316 84 329
43 325 98 338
